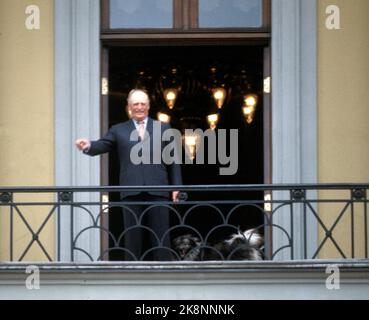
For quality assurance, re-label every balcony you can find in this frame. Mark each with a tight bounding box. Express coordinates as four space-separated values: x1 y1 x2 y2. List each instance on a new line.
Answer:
0 183 368 299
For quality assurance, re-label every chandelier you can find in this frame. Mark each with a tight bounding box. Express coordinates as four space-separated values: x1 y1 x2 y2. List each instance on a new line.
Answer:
163 88 178 110
132 66 260 158
158 84 259 129
212 87 227 109
242 93 259 124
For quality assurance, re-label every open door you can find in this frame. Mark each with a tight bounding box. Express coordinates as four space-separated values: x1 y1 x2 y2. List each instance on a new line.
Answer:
100 43 271 260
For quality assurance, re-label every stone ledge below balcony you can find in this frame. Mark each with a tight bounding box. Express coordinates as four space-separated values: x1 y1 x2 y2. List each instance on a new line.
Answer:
0 260 368 299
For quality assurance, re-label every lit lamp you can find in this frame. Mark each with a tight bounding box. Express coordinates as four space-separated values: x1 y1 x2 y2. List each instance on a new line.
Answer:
183 132 199 160
157 112 171 123
242 93 258 124
207 113 219 130
127 107 132 118
212 87 226 109
164 88 178 109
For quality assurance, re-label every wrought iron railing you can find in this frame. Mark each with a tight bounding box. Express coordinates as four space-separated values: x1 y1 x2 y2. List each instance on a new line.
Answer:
0 184 368 262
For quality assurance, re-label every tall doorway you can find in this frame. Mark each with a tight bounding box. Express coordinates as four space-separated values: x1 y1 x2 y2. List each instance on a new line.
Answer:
107 44 266 184
100 0 271 260
102 44 270 260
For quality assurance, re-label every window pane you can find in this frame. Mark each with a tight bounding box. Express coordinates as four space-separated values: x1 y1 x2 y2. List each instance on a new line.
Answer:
110 0 173 29
199 0 262 28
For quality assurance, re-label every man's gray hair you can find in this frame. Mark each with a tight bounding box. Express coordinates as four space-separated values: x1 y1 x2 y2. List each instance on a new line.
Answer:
127 88 150 104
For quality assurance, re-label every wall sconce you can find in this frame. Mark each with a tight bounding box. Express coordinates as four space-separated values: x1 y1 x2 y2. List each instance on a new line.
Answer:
183 132 200 160
207 113 219 130
212 87 226 109
242 93 258 124
157 112 171 123
164 88 178 109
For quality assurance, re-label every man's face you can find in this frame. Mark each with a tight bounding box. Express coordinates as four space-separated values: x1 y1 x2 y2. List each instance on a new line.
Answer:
127 91 150 122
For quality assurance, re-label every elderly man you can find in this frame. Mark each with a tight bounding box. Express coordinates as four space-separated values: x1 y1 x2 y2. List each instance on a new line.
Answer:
75 89 182 261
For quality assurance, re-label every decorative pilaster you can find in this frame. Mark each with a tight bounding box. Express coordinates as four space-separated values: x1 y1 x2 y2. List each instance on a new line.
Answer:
55 0 100 261
272 0 318 260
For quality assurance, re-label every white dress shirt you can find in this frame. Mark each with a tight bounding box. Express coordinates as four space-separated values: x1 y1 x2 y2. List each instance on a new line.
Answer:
132 117 148 131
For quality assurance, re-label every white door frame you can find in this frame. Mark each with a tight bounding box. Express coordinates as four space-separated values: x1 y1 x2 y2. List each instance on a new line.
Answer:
55 0 318 261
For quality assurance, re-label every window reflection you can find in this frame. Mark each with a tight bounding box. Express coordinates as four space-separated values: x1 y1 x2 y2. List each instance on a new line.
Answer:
199 0 262 28
110 0 173 29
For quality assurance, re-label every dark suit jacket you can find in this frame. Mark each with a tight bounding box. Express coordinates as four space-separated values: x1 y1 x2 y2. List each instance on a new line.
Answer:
85 117 182 198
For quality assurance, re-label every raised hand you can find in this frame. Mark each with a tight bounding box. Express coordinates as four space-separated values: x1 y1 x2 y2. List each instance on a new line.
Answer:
75 138 91 151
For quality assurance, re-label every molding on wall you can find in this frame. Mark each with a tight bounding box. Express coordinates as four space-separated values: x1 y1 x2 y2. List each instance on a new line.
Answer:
55 0 101 261
272 0 318 260
1 261 368 299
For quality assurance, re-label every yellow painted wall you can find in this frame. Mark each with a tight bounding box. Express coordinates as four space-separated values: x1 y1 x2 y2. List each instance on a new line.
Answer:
0 0 55 261
318 0 369 258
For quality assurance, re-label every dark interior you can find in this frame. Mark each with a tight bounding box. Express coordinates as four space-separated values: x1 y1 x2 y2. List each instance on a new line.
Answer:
107 45 265 260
